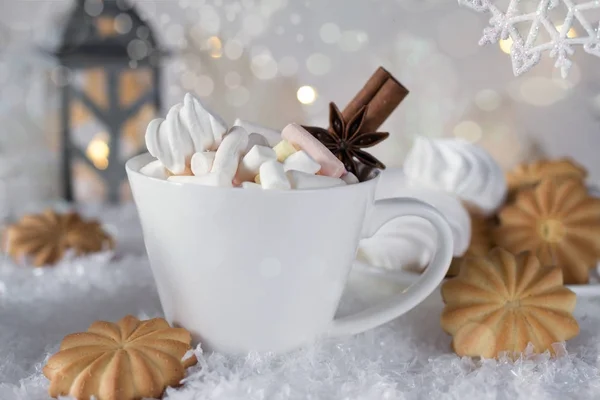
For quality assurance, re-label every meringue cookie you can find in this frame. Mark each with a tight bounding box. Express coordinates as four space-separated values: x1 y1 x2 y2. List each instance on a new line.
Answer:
403 137 507 216
145 93 227 174
358 168 471 272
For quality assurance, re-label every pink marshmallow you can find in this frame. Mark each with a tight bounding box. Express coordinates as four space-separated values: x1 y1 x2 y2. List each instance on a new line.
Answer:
281 123 345 178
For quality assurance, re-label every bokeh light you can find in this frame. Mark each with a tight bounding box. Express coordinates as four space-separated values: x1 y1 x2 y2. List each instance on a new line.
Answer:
114 13 132 34
127 39 148 60
84 0 103 17
226 86 250 107
207 36 223 58
499 37 513 54
475 90 502 111
339 31 368 52
86 134 110 170
519 77 566 106
251 54 278 80
453 120 482 143
320 23 341 44
297 86 317 105
224 71 242 88
556 25 577 38
195 75 214 97
224 39 243 60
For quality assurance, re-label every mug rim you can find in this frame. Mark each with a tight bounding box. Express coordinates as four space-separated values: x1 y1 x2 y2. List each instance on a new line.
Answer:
126 153 380 194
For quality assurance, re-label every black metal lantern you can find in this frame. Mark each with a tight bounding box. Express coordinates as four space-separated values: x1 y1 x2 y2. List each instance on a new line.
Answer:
50 0 165 203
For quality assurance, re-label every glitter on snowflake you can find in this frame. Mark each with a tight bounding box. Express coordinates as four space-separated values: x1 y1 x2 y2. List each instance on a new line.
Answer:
459 0 600 77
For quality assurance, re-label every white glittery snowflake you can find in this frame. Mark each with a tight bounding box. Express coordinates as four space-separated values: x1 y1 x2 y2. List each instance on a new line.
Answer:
459 0 600 77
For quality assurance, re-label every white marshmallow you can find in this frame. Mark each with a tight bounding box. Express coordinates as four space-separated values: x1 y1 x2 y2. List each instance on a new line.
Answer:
283 151 321 175
190 151 216 176
245 133 269 154
259 160 291 190
211 126 249 180
140 159 168 179
287 170 346 189
238 145 277 182
341 172 359 184
242 182 262 189
234 118 281 146
168 173 233 187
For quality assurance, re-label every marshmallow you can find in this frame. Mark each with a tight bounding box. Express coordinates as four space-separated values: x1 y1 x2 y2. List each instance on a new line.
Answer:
242 182 262 189
273 140 298 162
283 151 321 175
341 172 359 184
245 133 269 154
259 160 291 190
281 123 345 178
234 118 281 146
238 145 277 182
286 170 346 189
168 173 233 187
140 159 168 179
211 126 249 180
190 151 216 176
254 174 261 184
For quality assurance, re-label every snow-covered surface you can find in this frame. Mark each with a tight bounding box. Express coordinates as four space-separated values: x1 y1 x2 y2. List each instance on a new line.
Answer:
1 204 600 399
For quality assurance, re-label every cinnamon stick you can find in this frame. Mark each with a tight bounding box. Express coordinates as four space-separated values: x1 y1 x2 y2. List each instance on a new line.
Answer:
342 67 408 133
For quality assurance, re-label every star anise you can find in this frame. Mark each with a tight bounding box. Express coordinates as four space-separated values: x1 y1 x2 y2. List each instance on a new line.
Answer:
303 102 389 177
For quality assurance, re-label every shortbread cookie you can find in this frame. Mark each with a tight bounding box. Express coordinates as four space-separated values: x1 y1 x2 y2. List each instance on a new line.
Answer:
4 210 113 266
441 248 579 358
43 315 197 400
506 158 587 193
494 179 600 284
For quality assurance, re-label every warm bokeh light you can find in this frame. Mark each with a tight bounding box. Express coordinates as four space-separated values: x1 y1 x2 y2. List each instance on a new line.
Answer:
297 86 317 105
86 134 110 170
499 37 513 54
556 25 577 38
453 120 482 143
207 36 223 58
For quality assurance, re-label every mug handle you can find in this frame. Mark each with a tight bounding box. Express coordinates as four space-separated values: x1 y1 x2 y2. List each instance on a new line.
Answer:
327 198 453 337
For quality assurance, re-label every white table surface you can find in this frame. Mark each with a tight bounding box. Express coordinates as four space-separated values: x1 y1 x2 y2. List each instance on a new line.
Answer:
0 204 599 400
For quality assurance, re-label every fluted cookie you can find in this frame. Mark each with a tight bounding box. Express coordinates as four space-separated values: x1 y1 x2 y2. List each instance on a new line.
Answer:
43 315 197 400
506 158 587 194
4 210 113 266
441 248 579 358
494 179 600 284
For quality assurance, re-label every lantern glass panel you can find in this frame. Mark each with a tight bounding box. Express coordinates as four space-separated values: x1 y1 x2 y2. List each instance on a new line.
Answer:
66 65 155 203
73 159 107 202
118 68 154 163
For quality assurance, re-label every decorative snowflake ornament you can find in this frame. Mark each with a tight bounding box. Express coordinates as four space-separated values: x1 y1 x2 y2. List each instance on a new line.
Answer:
459 0 600 77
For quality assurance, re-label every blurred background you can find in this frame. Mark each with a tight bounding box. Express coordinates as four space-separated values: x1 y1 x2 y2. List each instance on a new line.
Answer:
0 0 598 213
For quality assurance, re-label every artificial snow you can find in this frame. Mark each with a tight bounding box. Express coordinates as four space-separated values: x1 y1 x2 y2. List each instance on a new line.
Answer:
1 204 600 399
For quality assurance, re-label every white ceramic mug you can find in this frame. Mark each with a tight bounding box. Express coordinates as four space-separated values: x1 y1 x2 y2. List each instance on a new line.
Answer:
126 153 453 354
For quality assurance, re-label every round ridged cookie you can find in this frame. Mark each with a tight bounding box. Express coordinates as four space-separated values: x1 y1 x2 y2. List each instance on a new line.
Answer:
43 315 197 400
441 248 579 358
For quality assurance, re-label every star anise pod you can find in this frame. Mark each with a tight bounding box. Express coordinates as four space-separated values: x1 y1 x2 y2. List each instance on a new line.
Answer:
303 102 389 177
